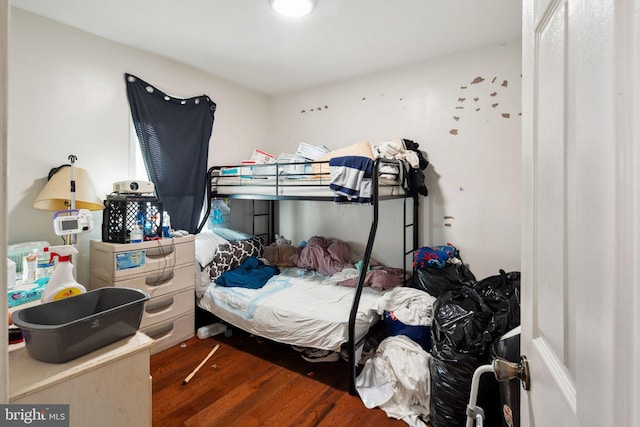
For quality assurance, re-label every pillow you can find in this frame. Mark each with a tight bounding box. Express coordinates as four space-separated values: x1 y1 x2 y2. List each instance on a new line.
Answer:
322 140 374 159
263 243 297 267
312 141 375 174
211 227 254 242
195 231 229 267
209 236 264 283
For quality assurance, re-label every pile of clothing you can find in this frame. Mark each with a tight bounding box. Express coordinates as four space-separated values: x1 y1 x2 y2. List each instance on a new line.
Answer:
354 244 521 427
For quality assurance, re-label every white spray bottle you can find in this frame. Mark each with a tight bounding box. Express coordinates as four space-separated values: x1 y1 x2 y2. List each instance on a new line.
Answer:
41 245 86 303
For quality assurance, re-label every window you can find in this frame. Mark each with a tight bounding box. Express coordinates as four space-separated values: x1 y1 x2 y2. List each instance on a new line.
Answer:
130 120 149 181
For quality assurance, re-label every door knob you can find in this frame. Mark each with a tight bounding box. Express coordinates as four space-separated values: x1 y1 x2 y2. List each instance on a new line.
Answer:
493 355 531 390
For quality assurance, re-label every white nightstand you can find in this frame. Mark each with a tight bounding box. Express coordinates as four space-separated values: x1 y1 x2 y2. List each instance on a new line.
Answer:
89 236 195 353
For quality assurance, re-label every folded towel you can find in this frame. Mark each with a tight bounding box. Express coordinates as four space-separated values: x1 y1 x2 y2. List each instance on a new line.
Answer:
329 156 373 204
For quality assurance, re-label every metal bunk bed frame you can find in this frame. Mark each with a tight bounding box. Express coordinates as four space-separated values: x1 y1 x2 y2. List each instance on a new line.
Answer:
197 158 420 396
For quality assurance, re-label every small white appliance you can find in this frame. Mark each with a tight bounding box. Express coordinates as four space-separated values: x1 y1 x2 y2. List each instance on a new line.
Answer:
113 180 155 194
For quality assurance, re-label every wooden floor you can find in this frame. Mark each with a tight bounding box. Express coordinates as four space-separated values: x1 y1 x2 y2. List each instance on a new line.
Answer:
150 328 409 427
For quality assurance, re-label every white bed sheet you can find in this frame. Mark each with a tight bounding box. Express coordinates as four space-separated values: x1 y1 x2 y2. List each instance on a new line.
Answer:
196 267 386 352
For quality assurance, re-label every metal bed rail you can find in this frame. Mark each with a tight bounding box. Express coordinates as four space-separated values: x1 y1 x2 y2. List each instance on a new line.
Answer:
197 158 420 396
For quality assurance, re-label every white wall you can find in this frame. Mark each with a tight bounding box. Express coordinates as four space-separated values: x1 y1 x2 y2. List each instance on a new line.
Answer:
270 42 522 279
8 8 270 284
7 7 521 285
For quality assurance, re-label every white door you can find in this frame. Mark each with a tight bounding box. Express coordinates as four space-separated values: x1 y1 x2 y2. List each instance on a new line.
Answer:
521 0 639 426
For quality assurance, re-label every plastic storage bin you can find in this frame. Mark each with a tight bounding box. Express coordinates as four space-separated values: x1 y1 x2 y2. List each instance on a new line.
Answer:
11 287 149 363
102 195 163 243
491 326 521 427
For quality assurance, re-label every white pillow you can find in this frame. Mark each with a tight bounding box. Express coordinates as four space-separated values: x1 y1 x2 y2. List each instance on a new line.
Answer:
210 227 253 242
195 231 229 267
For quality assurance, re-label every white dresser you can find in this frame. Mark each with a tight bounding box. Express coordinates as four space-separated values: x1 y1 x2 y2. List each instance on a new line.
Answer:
10 332 155 427
90 235 195 354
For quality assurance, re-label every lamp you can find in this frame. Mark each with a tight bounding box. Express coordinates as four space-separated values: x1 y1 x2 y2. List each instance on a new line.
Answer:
33 165 104 211
268 0 316 17
33 156 104 245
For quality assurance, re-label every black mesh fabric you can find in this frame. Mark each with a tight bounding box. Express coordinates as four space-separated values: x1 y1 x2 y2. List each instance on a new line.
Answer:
125 73 216 233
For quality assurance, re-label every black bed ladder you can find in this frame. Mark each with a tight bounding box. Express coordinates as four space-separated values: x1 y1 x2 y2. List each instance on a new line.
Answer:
250 199 275 245
346 160 420 396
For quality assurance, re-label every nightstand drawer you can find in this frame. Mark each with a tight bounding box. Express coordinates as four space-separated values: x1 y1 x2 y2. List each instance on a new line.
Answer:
140 287 194 329
90 236 195 281
90 263 194 298
142 311 194 354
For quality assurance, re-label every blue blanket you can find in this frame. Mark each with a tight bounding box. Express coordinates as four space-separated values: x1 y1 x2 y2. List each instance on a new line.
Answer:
329 156 373 204
215 256 279 289
413 245 457 269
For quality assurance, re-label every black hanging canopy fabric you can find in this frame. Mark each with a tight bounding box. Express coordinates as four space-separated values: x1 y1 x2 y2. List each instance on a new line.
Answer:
125 73 216 233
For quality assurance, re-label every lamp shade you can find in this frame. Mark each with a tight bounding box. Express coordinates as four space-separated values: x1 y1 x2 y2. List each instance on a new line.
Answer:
33 165 105 211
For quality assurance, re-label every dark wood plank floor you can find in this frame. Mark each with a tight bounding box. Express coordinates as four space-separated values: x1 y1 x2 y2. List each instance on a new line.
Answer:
150 328 409 427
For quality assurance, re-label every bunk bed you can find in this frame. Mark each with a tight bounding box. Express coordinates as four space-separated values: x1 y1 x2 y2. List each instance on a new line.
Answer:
194 157 420 395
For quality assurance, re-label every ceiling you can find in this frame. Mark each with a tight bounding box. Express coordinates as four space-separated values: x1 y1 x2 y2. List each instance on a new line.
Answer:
10 0 522 95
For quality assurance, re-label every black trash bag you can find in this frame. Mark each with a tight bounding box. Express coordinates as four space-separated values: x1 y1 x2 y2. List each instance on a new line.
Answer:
431 287 495 357
474 269 521 340
429 287 496 427
412 262 477 298
429 351 485 427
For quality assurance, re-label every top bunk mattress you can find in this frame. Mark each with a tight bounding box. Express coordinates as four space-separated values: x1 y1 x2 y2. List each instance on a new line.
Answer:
210 158 409 200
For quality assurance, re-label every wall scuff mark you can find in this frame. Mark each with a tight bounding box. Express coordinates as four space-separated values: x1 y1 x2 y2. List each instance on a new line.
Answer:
299 105 329 114
449 74 519 135
444 215 455 227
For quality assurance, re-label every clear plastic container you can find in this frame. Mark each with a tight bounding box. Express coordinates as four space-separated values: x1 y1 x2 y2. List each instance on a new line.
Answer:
209 199 230 229
197 322 229 339
36 247 55 279
130 223 143 243
22 249 38 283
162 211 171 237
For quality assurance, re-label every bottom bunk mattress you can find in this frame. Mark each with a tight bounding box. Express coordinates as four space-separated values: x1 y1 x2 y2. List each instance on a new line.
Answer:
196 267 386 352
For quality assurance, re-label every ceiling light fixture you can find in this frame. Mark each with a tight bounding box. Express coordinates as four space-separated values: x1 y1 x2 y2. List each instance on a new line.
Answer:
268 0 317 18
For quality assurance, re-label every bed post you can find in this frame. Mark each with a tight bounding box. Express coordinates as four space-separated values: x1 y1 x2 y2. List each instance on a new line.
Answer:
413 193 419 250
347 159 380 395
196 167 215 233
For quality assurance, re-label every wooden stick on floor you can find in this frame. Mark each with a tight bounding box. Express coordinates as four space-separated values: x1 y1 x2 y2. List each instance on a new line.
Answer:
182 344 220 385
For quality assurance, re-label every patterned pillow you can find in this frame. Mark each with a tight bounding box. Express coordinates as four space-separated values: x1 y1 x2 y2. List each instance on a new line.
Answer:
209 236 263 283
